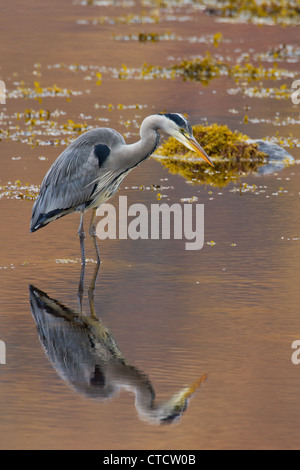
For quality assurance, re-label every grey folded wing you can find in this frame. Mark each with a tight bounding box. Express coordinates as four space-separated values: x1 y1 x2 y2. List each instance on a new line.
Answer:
30 129 125 231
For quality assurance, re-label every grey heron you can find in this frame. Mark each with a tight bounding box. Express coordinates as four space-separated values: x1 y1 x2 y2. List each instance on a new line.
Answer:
30 113 214 262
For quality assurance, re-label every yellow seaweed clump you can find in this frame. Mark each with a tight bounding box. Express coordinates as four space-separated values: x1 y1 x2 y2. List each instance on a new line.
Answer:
171 53 225 85
155 123 268 187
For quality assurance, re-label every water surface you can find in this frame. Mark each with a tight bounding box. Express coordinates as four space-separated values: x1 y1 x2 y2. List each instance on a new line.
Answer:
0 0 300 450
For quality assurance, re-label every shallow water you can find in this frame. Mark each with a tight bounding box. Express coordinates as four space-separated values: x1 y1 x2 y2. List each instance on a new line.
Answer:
0 0 300 450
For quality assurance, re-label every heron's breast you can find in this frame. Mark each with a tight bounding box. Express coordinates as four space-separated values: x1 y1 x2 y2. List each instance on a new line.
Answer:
87 170 131 209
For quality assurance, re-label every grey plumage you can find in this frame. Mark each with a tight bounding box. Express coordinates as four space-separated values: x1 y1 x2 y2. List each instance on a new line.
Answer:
30 128 127 232
30 113 213 260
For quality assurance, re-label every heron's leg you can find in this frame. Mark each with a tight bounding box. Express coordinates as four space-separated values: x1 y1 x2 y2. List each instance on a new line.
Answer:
78 211 86 266
88 261 101 319
77 261 85 315
89 208 101 264
77 212 86 313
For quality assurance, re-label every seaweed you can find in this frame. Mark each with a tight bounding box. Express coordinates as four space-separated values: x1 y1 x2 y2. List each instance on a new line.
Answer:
202 0 300 25
171 52 225 85
155 123 268 187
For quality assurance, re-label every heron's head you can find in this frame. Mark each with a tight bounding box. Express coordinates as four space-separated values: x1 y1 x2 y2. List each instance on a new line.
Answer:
158 113 214 167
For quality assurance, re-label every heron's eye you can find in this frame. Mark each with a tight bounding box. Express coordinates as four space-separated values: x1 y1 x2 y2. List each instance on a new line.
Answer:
180 128 186 134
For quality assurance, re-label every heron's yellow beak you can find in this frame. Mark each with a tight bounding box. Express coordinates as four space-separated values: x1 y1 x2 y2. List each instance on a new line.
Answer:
174 130 214 167
186 135 214 167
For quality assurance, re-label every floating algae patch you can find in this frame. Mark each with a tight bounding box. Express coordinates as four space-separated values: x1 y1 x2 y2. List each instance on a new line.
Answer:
117 55 296 84
227 84 293 100
112 31 224 46
171 53 226 84
76 11 160 26
0 108 94 147
172 55 295 84
155 123 269 187
255 44 300 64
7 81 82 102
45 54 296 85
112 31 177 42
0 180 39 201
202 0 300 26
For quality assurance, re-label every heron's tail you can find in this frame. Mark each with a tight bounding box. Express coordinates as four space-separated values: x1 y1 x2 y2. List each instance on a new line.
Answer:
30 207 65 232
30 194 70 232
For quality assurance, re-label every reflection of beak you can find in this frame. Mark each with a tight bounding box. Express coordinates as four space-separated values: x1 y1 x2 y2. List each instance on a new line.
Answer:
186 135 214 167
158 372 208 424
170 373 209 411
181 373 209 400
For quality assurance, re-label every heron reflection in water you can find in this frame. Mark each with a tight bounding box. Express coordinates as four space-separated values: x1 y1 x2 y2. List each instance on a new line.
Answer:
29 263 207 425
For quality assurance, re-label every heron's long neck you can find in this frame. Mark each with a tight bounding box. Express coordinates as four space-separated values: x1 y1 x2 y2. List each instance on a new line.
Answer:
124 115 161 168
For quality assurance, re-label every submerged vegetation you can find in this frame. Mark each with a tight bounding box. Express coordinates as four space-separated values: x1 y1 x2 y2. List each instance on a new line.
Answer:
155 123 268 187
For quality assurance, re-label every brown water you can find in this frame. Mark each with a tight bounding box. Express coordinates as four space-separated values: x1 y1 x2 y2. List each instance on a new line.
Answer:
0 0 300 450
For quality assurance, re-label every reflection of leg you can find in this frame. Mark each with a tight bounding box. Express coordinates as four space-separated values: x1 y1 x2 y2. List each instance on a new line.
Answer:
88 261 100 319
77 261 85 314
78 211 86 266
89 208 101 264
